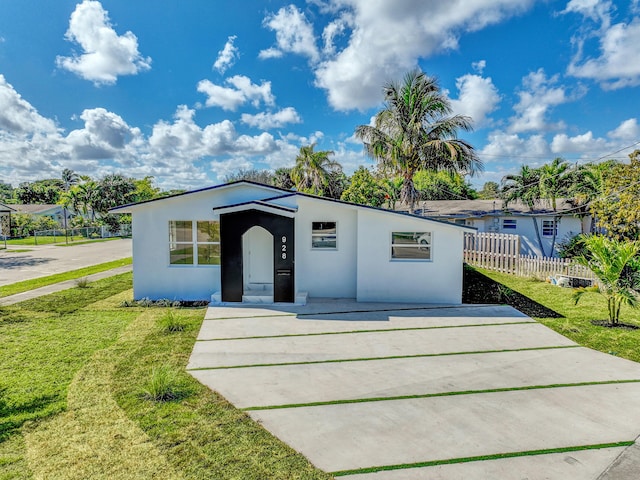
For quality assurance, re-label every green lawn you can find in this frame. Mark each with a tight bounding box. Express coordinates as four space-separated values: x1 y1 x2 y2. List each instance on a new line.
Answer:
0 258 132 298
467 266 640 364
0 273 332 479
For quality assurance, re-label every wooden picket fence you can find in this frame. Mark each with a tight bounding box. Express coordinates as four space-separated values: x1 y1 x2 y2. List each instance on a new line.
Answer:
464 232 596 282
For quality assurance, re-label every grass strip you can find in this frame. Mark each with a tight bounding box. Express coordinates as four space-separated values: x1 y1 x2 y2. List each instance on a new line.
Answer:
0 257 131 298
188 345 579 371
331 441 635 476
197 321 537 342
244 379 640 411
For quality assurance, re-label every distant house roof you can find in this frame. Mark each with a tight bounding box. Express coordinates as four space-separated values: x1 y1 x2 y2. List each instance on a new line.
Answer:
415 199 578 218
6 204 62 215
0 203 15 213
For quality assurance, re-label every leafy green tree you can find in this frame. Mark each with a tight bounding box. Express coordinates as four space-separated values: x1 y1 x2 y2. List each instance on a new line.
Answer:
539 158 573 256
93 174 136 216
413 170 477 201
132 176 161 202
0 181 14 203
15 179 63 204
591 150 640 240
224 168 274 185
341 167 386 207
478 181 499 199
291 144 342 195
355 70 481 212
501 165 546 256
573 235 640 325
272 168 294 190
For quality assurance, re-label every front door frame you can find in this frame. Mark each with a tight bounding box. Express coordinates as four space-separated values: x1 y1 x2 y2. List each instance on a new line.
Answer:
220 209 295 302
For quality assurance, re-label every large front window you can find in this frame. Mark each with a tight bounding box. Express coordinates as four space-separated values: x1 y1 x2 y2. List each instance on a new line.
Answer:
391 232 432 260
169 220 220 265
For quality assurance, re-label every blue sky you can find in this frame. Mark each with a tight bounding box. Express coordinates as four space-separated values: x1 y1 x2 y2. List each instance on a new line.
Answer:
1 0 639 190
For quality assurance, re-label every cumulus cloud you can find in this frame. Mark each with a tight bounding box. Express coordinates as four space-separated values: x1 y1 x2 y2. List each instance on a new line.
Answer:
562 0 612 27
241 107 302 129
449 73 500 128
308 0 534 111
0 75 58 135
56 0 151 85
259 5 319 62
213 35 239 73
508 69 582 133
568 19 640 89
197 75 275 111
608 118 640 140
550 131 607 153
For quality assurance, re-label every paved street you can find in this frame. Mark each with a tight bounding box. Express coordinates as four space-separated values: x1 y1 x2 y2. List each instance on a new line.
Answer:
0 239 132 286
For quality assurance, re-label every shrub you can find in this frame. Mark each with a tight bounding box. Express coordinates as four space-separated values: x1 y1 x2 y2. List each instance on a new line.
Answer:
75 277 90 288
157 308 188 333
142 365 185 402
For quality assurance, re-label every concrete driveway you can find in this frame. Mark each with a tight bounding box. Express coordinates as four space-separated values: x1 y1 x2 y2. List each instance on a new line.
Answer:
0 238 131 286
188 301 640 479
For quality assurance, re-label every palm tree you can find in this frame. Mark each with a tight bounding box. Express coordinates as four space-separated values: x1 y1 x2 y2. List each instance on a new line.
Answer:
290 144 342 196
355 70 482 212
501 165 546 257
539 158 573 256
570 161 616 234
61 168 79 191
573 235 640 325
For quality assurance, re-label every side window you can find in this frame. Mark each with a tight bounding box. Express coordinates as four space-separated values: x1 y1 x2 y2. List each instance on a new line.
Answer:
169 220 193 264
311 221 337 249
502 219 517 230
391 232 432 260
196 221 220 265
542 220 557 237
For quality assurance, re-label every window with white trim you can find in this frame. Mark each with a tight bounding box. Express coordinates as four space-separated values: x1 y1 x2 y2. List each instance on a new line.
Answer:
391 232 432 260
502 219 517 230
311 221 337 249
169 220 220 265
542 220 557 237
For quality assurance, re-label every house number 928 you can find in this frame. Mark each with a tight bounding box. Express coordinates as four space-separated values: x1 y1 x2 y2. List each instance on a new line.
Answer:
281 236 287 259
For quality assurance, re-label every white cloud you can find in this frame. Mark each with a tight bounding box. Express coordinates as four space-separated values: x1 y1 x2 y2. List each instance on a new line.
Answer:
213 35 239 74
472 60 487 74
508 69 581 133
311 0 534 111
197 75 275 111
449 73 500 128
608 118 640 140
481 131 551 160
241 107 302 129
56 0 151 85
550 131 607 153
259 5 319 62
562 0 612 27
568 19 640 89
0 75 58 135
322 14 351 55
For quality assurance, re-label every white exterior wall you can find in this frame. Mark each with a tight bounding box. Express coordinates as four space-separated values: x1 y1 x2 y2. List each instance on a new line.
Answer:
130 184 279 300
497 215 584 257
294 197 358 298
356 210 465 304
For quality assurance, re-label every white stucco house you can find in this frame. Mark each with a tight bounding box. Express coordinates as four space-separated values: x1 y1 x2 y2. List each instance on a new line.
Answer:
416 199 590 257
110 181 474 305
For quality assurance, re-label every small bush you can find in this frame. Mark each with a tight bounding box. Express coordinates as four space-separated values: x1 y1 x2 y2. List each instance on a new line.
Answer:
75 277 90 288
157 308 188 333
142 365 185 402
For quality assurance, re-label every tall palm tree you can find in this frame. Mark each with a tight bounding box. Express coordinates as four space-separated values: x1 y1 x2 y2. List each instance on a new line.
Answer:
501 165 546 257
290 144 342 196
61 168 79 191
539 158 573 256
355 70 482 212
570 161 616 234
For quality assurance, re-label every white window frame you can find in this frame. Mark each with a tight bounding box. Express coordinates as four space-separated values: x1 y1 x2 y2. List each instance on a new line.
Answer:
502 219 517 230
390 231 433 261
542 219 557 237
311 221 338 250
169 220 220 266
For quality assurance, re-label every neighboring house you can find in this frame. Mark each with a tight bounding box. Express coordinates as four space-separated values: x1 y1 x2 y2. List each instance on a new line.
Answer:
416 199 590 258
110 181 474 305
6 204 72 226
0 204 13 237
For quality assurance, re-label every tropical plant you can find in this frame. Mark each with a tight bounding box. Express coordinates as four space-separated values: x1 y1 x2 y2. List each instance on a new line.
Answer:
539 158 573 256
341 167 386 207
413 170 478 201
355 70 481 212
272 167 295 190
478 181 500 199
572 235 640 325
290 144 342 195
61 168 79 191
501 165 546 256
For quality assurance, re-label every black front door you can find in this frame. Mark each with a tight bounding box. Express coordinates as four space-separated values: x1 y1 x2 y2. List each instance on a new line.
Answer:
220 209 295 302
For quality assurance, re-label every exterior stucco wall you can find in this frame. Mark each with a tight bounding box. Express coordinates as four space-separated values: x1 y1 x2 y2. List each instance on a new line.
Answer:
356 210 465 304
496 215 584 257
294 197 358 298
131 184 280 300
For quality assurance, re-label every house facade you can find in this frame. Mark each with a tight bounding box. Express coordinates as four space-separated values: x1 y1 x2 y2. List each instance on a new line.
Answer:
111 181 474 305
417 199 590 258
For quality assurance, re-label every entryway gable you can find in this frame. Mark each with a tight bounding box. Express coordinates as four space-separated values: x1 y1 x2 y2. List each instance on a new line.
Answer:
220 209 295 303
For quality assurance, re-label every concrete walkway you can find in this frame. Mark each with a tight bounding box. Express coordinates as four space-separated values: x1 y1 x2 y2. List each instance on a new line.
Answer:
189 301 640 479
0 264 132 306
